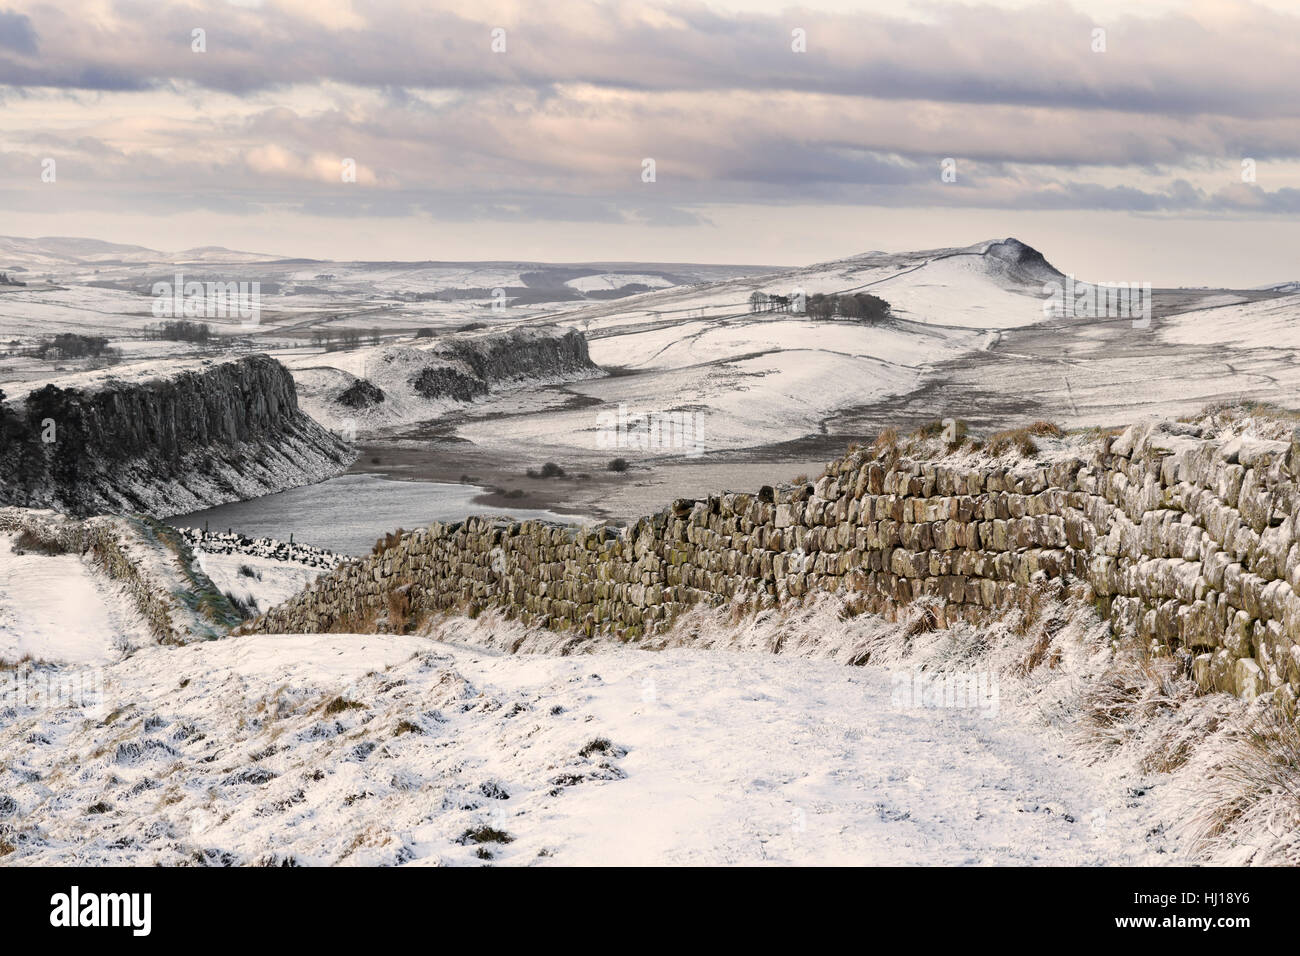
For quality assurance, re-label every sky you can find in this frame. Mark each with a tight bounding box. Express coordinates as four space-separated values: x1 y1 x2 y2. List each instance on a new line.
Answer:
1 0 1299 285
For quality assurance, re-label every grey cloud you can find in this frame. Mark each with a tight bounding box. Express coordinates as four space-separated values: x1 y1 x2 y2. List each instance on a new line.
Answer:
3 0 1300 121
0 9 36 55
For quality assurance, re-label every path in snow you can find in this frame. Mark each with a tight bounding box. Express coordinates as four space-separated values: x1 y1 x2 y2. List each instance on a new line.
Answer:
456 645 1173 865
0 632 1179 865
0 533 143 664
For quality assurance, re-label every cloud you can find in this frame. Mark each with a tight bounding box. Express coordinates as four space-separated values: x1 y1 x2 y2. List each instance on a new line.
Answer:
0 0 1296 116
1 0 1299 244
0 9 36 55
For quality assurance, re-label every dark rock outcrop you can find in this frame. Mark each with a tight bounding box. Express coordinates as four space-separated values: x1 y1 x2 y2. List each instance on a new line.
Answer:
979 238 1064 286
0 355 355 516
410 364 486 402
406 326 597 401
440 326 595 384
337 379 385 408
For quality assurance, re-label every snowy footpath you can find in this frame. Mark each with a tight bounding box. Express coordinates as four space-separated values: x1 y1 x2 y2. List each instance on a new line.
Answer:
0 630 1180 866
453 647 1172 865
0 533 149 664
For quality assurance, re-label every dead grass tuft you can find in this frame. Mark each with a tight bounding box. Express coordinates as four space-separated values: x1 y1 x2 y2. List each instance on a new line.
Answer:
1193 708 1300 858
1078 656 1192 756
901 603 938 638
371 529 407 556
10 530 69 556
387 589 411 633
322 696 367 715
987 429 1037 458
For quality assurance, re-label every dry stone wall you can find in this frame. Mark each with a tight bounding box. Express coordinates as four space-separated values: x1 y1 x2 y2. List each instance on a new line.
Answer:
246 418 1300 708
0 507 240 644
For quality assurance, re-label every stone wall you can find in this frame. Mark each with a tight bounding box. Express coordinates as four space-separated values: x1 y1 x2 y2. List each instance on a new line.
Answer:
0 507 241 644
244 418 1300 708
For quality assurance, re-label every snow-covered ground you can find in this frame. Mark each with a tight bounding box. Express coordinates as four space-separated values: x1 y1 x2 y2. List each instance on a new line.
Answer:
4 523 1290 868
285 330 602 436
1159 290 1300 350
460 321 976 458
440 240 1060 462
0 628 1182 866
193 551 327 617
565 273 675 292
0 533 150 664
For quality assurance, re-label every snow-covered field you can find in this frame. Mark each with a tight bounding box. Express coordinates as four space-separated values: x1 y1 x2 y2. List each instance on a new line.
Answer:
1159 290 1300 350
193 551 327 617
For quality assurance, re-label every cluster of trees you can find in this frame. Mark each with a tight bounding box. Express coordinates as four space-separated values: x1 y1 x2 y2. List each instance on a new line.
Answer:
0 272 25 286
148 320 212 342
34 333 119 360
746 290 890 322
748 292 792 313
806 292 890 323
314 328 382 351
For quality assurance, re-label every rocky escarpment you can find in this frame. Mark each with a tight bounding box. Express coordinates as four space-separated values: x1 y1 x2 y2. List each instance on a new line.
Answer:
434 325 596 387
247 415 1300 709
292 324 601 433
0 355 354 516
977 237 1064 287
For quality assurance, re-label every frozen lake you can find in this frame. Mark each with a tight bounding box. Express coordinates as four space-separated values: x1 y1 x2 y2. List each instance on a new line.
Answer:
166 474 583 555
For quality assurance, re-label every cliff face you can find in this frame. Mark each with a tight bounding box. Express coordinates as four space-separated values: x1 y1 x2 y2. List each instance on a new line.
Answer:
410 327 596 401
0 355 355 516
432 326 596 389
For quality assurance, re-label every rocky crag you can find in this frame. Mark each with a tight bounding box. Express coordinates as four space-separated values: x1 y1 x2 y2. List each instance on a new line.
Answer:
245 416 1300 708
0 355 354 516
291 325 601 433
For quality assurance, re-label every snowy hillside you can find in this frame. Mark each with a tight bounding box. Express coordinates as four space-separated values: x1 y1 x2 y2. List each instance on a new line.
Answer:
0 626 1179 866
5 586 1289 866
1159 289 1300 350
548 238 1062 337
286 325 601 434
446 240 1053 462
